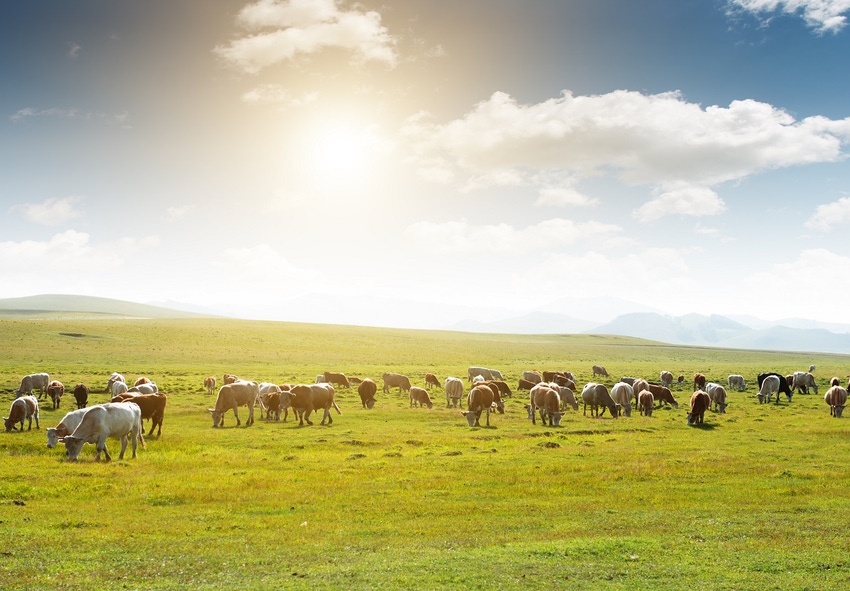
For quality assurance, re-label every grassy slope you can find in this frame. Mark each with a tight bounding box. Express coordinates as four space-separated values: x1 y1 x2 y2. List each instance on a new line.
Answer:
1 318 849 590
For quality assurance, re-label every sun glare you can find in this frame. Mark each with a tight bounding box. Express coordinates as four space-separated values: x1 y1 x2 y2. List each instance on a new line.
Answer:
307 124 374 183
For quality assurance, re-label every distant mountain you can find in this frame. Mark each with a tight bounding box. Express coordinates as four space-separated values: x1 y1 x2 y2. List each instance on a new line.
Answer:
589 312 850 354
0 294 214 319
534 296 664 323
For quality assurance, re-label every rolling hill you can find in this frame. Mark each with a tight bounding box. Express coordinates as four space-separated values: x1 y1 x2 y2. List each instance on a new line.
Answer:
0 294 215 319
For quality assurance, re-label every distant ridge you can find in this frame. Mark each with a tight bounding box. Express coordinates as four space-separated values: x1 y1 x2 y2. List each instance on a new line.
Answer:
0 294 215 319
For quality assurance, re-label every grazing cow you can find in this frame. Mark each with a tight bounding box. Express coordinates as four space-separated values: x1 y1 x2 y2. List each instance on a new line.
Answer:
47 380 64 410
632 379 650 406
556 384 579 411
424 373 441 390
208 381 260 427
323 371 351 389
809 364 816 373
757 375 781 404
591 365 609 378
757 372 793 404
223 374 239 385
687 391 711 425
409 386 434 409
105 372 124 393
112 380 129 397
348 377 362 387
47 408 89 448
792 372 818 395
118 392 167 437
660 371 673 389
73 383 89 409
693 373 706 391
468 367 502 382
62 402 144 461
638 390 654 417
705 383 728 413
785 374 795 389
258 382 282 419
445 377 464 408
487 380 513 399
581 383 620 418
357 379 377 409
619 377 637 386
677 375 685 384
610 382 634 417
382 372 411 394
128 382 158 395
647 384 679 408
15 373 50 399
204 376 217 396
4 396 39 432
527 384 562 426
830 377 841 387
824 386 849 417
727 375 746 391
280 384 341 426
522 371 542 385
461 384 500 427
265 391 281 421
133 377 151 387
517 378 537 392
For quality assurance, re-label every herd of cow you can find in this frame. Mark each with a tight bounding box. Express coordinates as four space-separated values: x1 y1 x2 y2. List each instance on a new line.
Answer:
5 363 849 461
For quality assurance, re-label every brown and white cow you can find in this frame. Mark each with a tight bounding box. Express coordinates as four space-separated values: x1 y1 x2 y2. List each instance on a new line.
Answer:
581 383 619 418
824 386 849 418
445 377 464 408
204 376 217 396
527 384 562 426
647 384 679 408
424 373 441 390
461 384 501 427
659 371 673 389
47 380 64 410
705 383 728 413
208 381 259 427
4 396 39 432
323 371 350 389
693 373 706 391
638 390 654 417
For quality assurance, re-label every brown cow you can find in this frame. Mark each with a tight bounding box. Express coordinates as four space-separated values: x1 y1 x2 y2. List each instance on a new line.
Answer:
4 396 39 432
323 371 350 389
357 379 377 409
424 373 441 390
204 376 217 395
208 381 259 427
409 386 434 409
647 384 679 408
527 384 562 426
591 365 609 378
118 392 167 437
693 373 706 391
687 391 711 425
266 391 281 421
134 377 151 386
223 373 239 385
824 386 848 417
282 384 341 426
47 380 65 410
461 384 502 427
638 390 654 417
382 372 411 394
73 383 89 409
581 383 620 418
517 378 537 391
660 371 673 388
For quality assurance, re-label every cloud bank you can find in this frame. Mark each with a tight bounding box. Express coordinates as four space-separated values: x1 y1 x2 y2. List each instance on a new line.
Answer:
729 0 850 34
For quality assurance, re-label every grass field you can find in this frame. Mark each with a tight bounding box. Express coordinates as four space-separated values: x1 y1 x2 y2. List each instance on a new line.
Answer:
1 317 850 590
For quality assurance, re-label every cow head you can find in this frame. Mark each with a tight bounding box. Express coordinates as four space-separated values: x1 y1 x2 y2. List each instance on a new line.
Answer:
495 400 505 414
611 403 621 418
4 418 17 432
460 411 478 427
686 412 695 425
46 428 59 448
622 403 632 418
524 404 533 420
550 412 563 427
63 436 85 461
366 398 375 409
835 405 845 418
207 408 223 427
718 402 728 413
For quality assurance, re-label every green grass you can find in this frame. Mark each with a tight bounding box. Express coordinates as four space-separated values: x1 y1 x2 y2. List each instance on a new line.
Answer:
1 317 849 590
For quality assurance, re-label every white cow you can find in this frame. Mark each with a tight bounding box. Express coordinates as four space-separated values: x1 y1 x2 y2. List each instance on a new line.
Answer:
128 382 158 395
659 371 673 389
610 382 634 417
445 377 464 408
62 402 144 461
792 372 818 395
705 382 728 413
47 408 90 448
727 374 746 391
112 380 129 397
15 373 50 398
758 375 780 404
105 372 125 393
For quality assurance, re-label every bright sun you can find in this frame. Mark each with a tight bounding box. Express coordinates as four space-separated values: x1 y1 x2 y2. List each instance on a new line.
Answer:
307 124 373 182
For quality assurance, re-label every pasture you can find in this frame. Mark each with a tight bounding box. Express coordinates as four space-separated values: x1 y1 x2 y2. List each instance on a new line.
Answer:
1 317 850 590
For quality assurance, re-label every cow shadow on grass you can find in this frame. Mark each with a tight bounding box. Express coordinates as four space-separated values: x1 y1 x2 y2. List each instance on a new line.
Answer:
688 422 717 430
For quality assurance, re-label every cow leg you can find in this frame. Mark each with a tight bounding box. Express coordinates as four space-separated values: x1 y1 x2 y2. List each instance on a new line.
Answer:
119 435 129 460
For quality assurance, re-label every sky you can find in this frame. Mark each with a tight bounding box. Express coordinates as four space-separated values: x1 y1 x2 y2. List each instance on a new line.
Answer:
3 0 850 328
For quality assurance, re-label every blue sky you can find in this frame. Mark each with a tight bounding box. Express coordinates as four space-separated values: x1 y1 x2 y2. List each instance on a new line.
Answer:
3 0 850 327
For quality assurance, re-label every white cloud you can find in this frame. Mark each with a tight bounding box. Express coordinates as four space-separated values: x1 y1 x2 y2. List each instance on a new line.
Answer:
535 186 599 208
9 107 129 126
11 197 84 226
165 205 196 223
729 0 850 34
214 0 398 73
403 218 626 256
68 42 81 58
241 84 318 107
403 89 850 221
633 184 727 222
804 196 850 231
